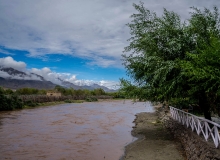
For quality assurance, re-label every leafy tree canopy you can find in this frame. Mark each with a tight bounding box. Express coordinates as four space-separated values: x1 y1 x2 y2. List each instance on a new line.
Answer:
121 2 220 120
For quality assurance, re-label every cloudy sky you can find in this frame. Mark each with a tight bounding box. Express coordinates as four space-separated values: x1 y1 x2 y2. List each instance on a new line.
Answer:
0 0 219 89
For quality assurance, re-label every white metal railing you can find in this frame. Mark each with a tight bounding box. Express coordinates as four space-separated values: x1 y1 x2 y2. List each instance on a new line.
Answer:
169 106 220 148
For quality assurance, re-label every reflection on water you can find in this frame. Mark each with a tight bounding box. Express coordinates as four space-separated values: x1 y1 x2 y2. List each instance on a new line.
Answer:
0 100 153 160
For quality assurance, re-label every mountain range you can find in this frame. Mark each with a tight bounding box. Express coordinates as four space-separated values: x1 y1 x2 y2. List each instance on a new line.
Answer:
0 67 116 92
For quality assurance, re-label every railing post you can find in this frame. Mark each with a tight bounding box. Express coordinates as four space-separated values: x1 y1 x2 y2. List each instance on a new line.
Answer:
214 127 219 148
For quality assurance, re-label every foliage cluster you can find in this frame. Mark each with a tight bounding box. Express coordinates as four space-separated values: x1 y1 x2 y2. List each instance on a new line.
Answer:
121 2 220 119
15 88 46 95
85 97 98 102
0 87 23 111
54 85 106 96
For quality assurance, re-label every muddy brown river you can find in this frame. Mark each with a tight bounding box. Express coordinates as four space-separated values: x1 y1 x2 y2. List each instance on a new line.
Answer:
0 100 154 160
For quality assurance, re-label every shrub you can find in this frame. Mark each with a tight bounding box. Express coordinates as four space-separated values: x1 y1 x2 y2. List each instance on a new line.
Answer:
0 94 24 111
64 99 72 103
85 97 98 102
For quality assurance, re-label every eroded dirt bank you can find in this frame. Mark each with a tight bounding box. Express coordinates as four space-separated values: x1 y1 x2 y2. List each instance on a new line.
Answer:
121 109 186 160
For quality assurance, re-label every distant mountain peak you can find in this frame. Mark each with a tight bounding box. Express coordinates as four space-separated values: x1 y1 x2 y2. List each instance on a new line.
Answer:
0 67 44 81
0 67 27 77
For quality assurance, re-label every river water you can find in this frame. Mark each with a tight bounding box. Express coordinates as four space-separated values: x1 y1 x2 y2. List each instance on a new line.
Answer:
0 100 154 160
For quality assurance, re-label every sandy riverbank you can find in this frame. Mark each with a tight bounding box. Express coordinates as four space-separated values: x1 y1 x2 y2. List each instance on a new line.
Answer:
121 106 186 160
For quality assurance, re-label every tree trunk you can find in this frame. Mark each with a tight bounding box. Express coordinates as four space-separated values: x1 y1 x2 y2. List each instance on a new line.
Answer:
203 106 212 121
199 93 212 121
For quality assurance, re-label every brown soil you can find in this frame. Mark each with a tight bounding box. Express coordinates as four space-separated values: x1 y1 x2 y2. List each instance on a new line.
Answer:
121 109 186 160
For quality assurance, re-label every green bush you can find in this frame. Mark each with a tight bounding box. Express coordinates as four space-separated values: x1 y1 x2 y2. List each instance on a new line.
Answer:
85 97 98 102
24 100 38 107
0 94 24 111
64 99 72 103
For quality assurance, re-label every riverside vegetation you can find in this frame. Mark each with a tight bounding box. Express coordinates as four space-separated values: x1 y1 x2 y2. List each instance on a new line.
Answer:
120 2 220 120
0 85 125 111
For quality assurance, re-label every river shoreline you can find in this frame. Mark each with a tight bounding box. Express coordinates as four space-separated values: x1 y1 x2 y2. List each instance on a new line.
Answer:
121 105 186 160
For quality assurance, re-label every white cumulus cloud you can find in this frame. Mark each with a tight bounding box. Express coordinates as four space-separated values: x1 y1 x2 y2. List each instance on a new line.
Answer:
0 56 26 71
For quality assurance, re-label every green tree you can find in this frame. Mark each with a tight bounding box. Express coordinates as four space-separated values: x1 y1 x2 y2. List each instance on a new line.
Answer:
121 2 220 120
179 36 220 118
16 88 39 95
54 85 67 95
92 88 105 96
38 89 46 95
0 91 23 111
119 79 146 100
5 89 14 94
0 87 5 94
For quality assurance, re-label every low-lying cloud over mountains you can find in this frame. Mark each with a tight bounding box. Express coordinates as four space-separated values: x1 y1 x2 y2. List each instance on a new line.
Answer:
0 57 119 91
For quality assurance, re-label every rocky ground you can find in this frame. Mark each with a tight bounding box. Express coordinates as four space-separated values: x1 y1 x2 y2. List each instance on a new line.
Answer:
121 106 186 160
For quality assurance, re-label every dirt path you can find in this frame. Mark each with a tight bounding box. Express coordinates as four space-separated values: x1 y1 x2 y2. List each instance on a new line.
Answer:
121 111 186 160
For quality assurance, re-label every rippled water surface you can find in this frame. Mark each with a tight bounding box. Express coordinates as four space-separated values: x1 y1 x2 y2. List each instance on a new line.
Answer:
0 100 154 160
